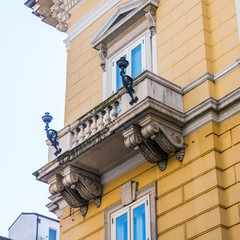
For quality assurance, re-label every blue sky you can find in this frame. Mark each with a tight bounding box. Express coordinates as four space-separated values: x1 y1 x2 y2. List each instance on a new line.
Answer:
0 1 67 236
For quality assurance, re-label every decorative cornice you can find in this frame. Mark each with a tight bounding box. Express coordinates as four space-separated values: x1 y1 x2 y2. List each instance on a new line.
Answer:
183 87 240 136
89 0 159 49
25 0 86 32
64 0 120 50
183 58 240 94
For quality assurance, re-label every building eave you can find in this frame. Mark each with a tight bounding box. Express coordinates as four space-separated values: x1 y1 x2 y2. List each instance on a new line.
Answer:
24 0 86 32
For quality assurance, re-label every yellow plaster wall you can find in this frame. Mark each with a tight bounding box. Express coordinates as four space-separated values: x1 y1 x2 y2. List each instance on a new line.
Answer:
61 0 240 237
59 114 240 240
65 0 240 125
156 0 240 87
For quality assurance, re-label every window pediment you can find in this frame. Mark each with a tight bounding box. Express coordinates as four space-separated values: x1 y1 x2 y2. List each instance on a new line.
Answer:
89 0 159 50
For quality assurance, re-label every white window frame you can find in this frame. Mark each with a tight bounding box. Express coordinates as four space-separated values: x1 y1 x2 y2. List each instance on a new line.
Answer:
111 195 151 240
235 0 240 40
110 34 146 94
104 182 157 240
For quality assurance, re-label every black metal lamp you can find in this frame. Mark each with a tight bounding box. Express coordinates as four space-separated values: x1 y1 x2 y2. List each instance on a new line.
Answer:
42 112 61 156
117 57 138 105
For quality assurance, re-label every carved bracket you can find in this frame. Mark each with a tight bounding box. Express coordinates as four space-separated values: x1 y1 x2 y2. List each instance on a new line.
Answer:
96 44 107 71
122 121 185 171
51 1 70 32
144 5 157 36
48 166 102 216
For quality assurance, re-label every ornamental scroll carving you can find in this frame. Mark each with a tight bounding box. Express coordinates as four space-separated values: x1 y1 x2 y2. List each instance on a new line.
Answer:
123 121 185 171
48 166 102 216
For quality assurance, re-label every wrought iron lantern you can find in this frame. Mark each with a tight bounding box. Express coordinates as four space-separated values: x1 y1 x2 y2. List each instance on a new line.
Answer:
42 112 61 156
117 57 138 105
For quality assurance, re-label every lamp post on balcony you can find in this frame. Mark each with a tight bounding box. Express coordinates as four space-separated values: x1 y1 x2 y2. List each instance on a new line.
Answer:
42 112 62 156
117 56 138 105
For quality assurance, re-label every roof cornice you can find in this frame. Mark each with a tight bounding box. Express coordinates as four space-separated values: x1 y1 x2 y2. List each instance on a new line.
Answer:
24 0 86 32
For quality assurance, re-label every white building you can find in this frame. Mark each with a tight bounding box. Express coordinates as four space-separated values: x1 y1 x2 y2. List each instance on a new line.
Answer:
8 213 59 240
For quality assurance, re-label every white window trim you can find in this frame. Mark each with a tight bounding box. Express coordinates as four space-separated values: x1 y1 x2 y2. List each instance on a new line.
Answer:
110 195 151 240
89 0 160 100
104 182 157 240
235 0 240 40
110 34 147 94
111 206 130 240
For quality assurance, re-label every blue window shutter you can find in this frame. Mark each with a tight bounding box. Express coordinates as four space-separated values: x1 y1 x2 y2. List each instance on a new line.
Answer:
49 229 57 240
133 204 146 240
116 213 128 240
131 44 142 78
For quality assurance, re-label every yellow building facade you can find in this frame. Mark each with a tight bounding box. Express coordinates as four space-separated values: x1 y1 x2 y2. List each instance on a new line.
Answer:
26 0 240 239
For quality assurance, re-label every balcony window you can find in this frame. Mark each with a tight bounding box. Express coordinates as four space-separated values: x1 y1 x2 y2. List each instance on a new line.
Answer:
111 35 146 93
89 0 159 100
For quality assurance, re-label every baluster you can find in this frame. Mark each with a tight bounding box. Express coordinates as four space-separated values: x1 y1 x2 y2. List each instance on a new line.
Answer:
92 115 98 133
79 124 85 143
72 128 79 147
98 111 105 130
111 101 118 120
118 99 122 115
85 119 92 138
105 106 112 124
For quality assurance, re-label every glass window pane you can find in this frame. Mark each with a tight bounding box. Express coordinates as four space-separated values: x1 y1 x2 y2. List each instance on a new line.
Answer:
116 213 128 240
131 44 142 78
49 229 57 240
133 204 146 240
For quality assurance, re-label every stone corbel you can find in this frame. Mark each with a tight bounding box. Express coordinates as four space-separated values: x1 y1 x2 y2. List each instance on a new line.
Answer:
144 5 157 36
122 119 185 171
141 121 185 162
123 125 168 171
48 166 103 216
96 44 107 72
48 174 87 212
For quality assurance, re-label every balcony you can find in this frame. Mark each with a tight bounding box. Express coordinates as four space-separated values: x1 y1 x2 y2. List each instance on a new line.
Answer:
35 70 185 217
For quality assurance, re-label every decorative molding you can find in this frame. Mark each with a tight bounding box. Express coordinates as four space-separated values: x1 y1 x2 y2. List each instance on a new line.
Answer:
183 58 240 94
89 0 159 47
64 0 121 50
97 44 107 72
214 58 240 82
183 87 240 136
144 4 157 35
48 166 102 216
120 181 137 206
182 73 214 94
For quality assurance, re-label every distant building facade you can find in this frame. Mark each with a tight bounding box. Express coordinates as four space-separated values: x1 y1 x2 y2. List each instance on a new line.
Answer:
25 0 240 239
8 213 59 240
0 236 12 240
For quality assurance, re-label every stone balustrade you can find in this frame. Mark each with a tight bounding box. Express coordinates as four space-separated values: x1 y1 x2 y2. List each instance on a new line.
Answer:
71 99 121 147
47 94 121 162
